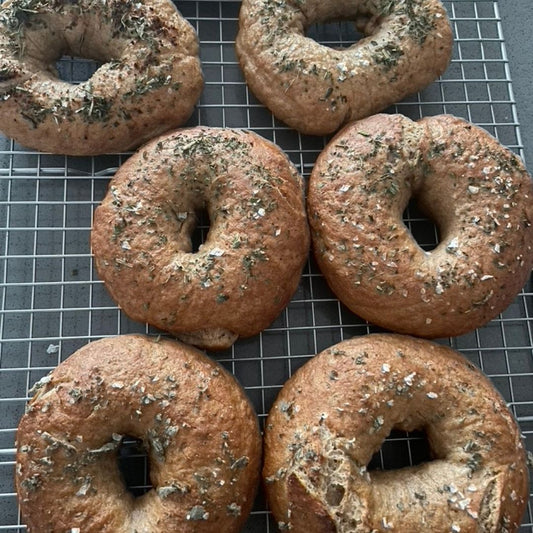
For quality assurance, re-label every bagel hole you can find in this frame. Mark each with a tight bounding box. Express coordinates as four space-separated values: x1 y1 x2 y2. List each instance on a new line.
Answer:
55 56 102 84
368 429 432 471
190 207 211 253
403 200 440 252
306 20 364 49
117 435 152 497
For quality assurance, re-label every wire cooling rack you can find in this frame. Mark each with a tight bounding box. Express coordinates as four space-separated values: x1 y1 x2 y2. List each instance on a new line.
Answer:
0 0 532 531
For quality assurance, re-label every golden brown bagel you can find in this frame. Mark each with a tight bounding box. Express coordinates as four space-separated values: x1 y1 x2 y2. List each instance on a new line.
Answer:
236 0 452 135
0 0 203 154
264 334 529 532
308 113 533 338
91 127 310 350
15 334 262 532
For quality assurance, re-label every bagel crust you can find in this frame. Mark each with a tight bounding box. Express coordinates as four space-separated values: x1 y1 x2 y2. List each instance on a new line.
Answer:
15 334 262 532
91 127 310 350
308 114 533 338
264 334 529 532
236 0 452 135
0 0 203 155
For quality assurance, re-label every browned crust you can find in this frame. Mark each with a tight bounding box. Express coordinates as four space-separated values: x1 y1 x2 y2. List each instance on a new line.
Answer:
307 113 533 338
91 127 310 350
286 473 337 533
15 334 262 532
263 334 529 532
0 0 203 154
236 0 452 135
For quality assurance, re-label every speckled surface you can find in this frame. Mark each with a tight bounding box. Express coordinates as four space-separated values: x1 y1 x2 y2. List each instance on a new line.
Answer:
499 1 533 166
0 2 532 532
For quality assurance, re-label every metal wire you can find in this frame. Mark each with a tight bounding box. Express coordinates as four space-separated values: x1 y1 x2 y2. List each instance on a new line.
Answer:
0 1 532 531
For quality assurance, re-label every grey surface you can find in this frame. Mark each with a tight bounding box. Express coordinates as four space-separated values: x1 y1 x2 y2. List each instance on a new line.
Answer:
0 1 532 532
499 1 533 167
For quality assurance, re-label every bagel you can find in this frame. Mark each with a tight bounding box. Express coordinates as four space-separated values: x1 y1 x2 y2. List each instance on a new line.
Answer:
307 114 533 338
15 334 262 532
91 127 310 350
0 0 203 155
236 0 452 136
264 334 529 532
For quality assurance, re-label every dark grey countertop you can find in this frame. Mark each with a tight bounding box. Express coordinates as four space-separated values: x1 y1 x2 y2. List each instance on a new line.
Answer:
499 1 533 167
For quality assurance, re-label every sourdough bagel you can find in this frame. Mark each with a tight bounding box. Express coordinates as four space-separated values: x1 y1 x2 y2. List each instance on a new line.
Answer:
0 0 203 155
91 127 310 350
264 334 529 532
308 114 533 338
15 334 262 532
236 0 452 135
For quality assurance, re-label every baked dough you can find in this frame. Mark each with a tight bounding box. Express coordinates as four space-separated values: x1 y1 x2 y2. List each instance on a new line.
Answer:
16 334 262 532
236 0 452 135
308 114 533 338
264 334 529 532
0 0 203 154
91 127 310 350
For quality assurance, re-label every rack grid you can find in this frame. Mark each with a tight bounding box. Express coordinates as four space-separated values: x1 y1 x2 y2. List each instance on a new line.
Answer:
0 0 532 531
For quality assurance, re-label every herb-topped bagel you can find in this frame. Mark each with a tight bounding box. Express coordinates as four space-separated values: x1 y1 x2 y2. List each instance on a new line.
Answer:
16 334 262 533
91 127 310 350
236 0 452 136
308 114 533 338
264 334 529 532
0 0 203 155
